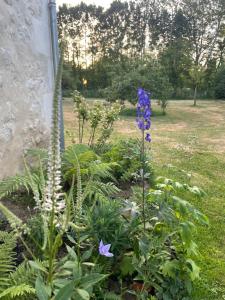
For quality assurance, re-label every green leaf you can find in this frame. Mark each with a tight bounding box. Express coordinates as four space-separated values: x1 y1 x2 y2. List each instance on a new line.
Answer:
161 260 179 278
55 281 74 300
35 276 50 300
66 245 78 261
82 248 93 261
180 222 195 246
29 261 47 273
76 288 90 300
80 273 106 289
186 259 200 281
120 256 135 276
0 284 35 298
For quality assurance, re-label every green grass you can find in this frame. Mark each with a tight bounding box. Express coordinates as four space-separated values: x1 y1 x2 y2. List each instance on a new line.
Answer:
64 99 225 299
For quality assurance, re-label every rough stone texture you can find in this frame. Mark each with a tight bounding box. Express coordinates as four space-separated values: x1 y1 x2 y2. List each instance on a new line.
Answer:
0 0 54 178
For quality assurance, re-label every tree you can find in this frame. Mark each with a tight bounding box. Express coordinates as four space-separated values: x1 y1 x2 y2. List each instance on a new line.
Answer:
102 57 173 104
189 66 205 106
214 65 225 99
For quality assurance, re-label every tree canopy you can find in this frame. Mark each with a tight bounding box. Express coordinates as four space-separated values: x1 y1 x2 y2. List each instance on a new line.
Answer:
58 0 225 101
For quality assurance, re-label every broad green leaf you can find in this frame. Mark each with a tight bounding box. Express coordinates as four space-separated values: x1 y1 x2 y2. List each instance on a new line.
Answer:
55 281 74 300
66 245 78 261
180 222 195 246
186 259 200 280
82 248 93 261
161 260 179 278
35 277 50 300
76 288 90 300
80 273 106 289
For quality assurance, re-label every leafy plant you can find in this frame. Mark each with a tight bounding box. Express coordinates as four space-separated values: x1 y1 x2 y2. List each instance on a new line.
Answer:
97 101 122 148
62 144 119 206
72 90 89 143
130 176 208 299
103 139 154 184
0 231 35 299
32 245 106 300
0 150 47 207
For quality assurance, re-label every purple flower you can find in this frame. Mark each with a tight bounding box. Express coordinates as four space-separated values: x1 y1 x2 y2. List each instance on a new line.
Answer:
136 88 151 142
99 240 114 257
145 133 151 142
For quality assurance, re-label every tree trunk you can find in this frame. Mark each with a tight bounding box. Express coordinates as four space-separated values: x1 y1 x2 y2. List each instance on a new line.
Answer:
193 85 197 106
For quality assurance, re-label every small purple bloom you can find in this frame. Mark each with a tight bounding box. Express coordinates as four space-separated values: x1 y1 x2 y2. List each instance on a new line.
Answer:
145 133 151 142
137 119 144 130
99 240 114 257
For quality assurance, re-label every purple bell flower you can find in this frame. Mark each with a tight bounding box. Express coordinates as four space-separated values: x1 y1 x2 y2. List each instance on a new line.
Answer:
145 133 151 142
99 240 114 257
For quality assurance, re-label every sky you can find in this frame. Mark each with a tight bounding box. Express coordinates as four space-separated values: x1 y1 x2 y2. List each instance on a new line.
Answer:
56 0 113 8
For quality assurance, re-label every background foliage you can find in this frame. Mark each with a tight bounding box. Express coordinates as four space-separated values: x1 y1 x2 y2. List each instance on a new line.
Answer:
58 0 225 100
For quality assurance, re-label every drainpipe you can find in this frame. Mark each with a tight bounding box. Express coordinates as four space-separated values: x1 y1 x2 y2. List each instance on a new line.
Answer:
49 0 65 151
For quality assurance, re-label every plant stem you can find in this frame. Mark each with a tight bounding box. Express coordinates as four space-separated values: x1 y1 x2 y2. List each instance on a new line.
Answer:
91 127 96 146
88 128 94 146
19 235 36 260
141 130 146 231
81 118 85 143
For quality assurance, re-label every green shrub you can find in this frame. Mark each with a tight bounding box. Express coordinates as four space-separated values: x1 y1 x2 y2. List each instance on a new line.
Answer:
102 139 154 184
214 65 225 99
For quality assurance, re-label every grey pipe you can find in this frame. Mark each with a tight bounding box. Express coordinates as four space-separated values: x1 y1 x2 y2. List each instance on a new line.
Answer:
49 0 65 151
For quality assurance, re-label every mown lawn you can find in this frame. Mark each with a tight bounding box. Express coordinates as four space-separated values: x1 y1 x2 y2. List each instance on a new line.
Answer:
64 99 225 299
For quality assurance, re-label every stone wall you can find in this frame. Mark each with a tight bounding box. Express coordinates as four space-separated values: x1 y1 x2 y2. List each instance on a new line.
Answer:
0 0 54 178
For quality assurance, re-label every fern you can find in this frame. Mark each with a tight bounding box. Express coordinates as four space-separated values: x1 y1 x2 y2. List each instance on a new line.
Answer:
25 148 48 163
84 181 120 203
10 261 36 287
0 164 46 209
0 284 35 299
0 203 22 229
0 148 46 211
0 231 16 293
0 175 30 199
88 161 117 181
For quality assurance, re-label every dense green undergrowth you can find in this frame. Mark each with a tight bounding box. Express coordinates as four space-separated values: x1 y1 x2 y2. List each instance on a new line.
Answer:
0 82 211 299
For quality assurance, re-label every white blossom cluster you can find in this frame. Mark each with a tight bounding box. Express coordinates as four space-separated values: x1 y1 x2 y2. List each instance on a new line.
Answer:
42 54 65 216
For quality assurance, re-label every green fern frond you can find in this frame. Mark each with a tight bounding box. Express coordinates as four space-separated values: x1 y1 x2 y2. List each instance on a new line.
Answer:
88 162 117 181
0 175 30 199
0 231 16 293
25 148 48 162
0 284 35 299
84 181 120 203
0 167 46 208
0 203 23 229
9 261 36 286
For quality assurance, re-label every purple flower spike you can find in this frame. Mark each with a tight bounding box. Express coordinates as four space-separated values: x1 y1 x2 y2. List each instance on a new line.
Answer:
145 133 151 142
136 88 152 142
99 240 114 257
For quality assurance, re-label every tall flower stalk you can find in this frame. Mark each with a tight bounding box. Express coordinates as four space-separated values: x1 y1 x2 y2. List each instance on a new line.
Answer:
136 88 151 231
41 50 66 286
